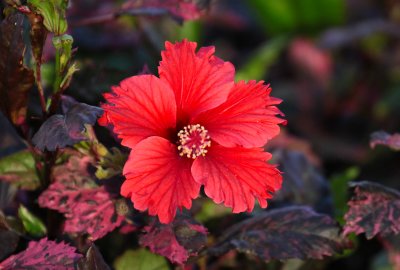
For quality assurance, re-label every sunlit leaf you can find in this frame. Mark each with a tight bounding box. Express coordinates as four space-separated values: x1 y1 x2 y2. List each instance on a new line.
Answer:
195 199 231 223
27 0 68 35
209 206 350 261
343 181 400 239
18 205 47 237
0 238 82 269
236 37 287 81
0 12 35 125
113 249 169 270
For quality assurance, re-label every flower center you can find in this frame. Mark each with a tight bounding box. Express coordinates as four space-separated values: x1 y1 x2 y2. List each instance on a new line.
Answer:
177 124 211 159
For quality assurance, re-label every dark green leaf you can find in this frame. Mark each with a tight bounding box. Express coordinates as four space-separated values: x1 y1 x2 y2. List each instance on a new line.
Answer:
0 212 19 261
247 0 345 35
330 167 360 224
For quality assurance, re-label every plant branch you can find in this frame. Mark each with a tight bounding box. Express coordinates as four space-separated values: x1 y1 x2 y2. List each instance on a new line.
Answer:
70 7 169 27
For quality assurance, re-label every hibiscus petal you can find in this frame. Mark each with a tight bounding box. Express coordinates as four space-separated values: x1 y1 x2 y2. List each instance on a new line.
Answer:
99 75 176 148
191 145 282 212
158 40 234 121
193 80 285 148
121 136 200 223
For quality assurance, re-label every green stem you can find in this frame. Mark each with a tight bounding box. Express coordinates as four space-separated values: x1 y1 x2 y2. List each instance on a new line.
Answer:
34 62 48 118
53 43 62 95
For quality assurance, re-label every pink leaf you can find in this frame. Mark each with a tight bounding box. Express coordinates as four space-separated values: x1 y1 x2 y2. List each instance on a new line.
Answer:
38 155 123 240
343 181 400 239
0 238 82 270
370 131 400 151
139 215 207 265
289 38 332 87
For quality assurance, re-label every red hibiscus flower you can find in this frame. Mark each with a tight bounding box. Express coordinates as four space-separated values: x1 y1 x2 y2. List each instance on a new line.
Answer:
99 40 285 223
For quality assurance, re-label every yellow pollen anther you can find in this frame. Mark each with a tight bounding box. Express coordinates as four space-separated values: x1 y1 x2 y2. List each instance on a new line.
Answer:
177 124 211 159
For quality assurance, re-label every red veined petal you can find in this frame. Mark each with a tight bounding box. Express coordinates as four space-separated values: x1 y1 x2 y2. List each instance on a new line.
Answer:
191 145 282 212
121 136 200 223
158 40 234 121
98 75 176 148
193 80 285 148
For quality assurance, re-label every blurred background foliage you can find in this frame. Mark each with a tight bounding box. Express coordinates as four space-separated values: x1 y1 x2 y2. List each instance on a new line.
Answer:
2 0 400 269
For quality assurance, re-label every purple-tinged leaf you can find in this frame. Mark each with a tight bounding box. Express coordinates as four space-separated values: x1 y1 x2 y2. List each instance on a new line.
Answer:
319 20 400 49
272 150 333 214
32 103 103 151
0 212 19 261
0 12 35 125
0 238 82 269
139 215 207 265
78 244 111 270
209 206 350 261
38 155 123 240
343 181 400 239
370 131 400 151
122 0 204 22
